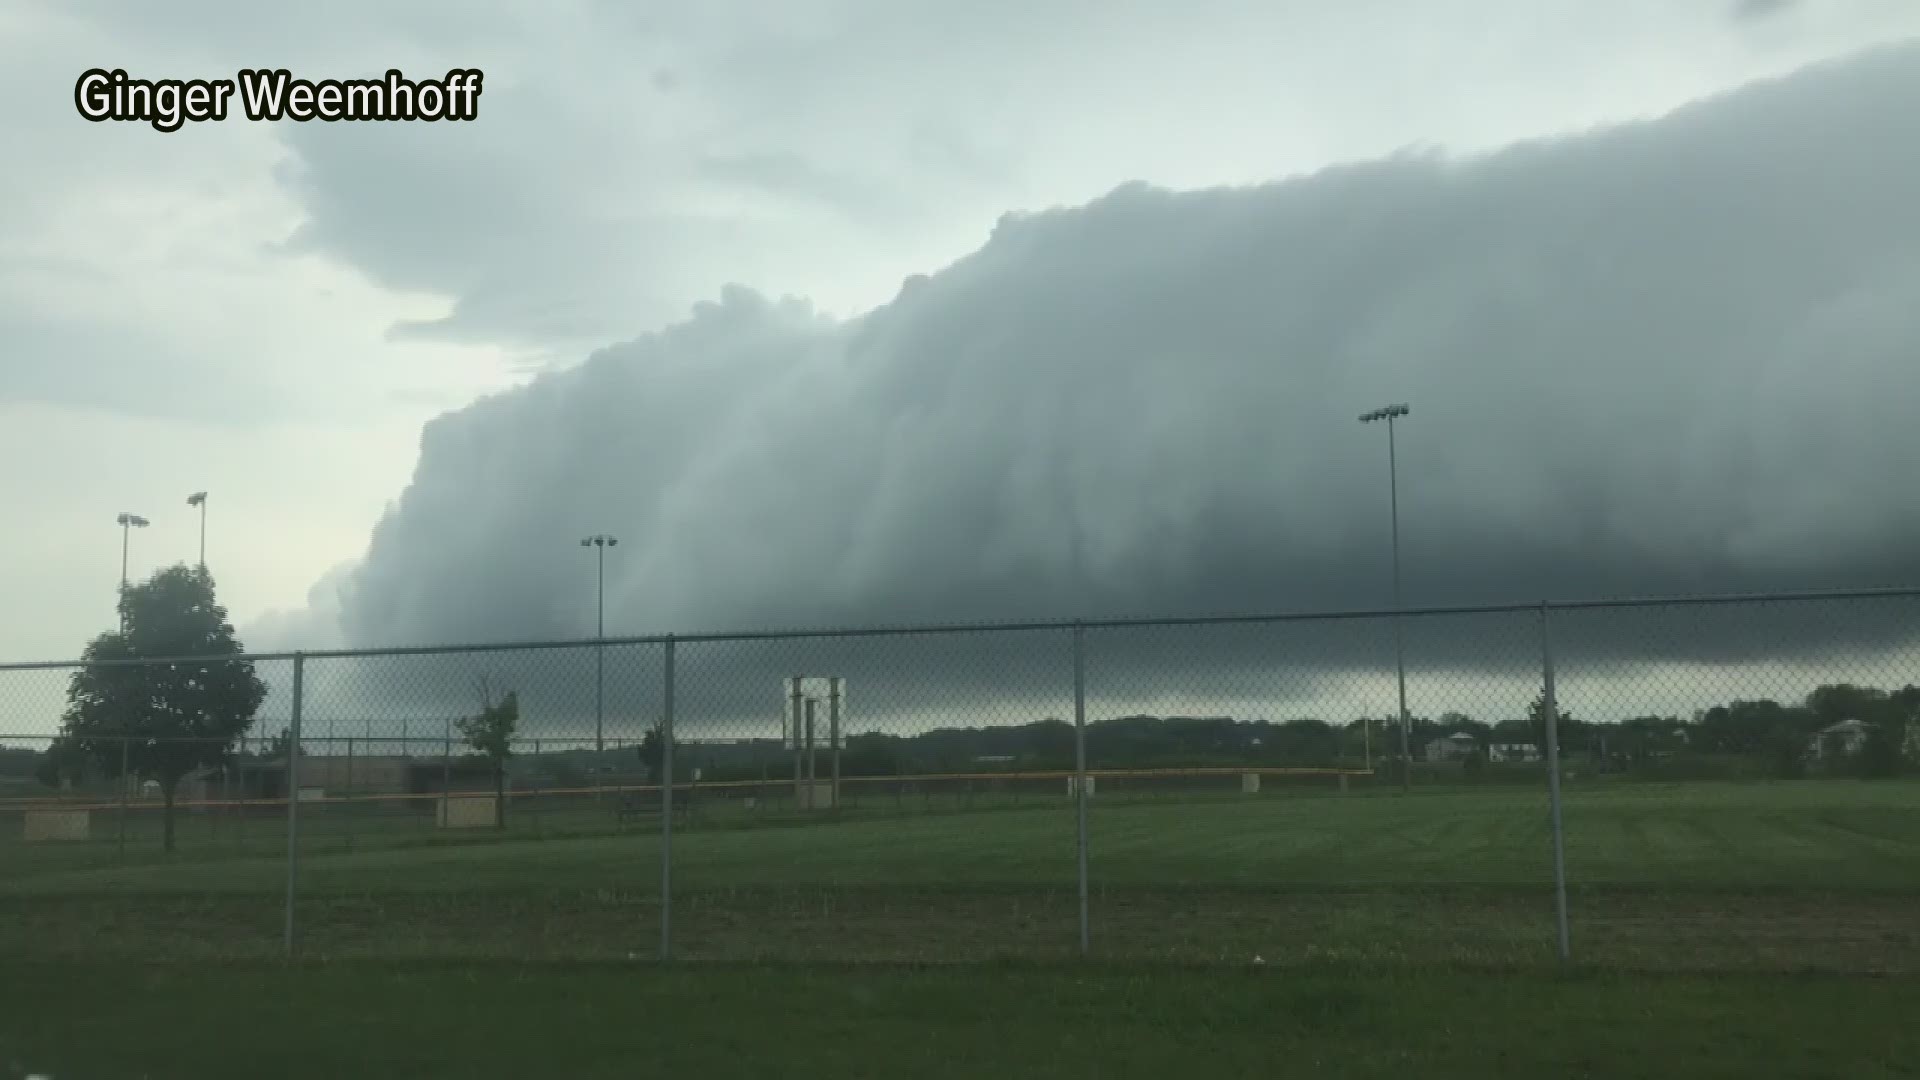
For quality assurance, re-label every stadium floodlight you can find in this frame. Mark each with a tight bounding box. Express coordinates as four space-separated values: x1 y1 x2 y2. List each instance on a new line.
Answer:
1358 403 1413 792
580 534 619 752
116 511 150 631
186 491 208 570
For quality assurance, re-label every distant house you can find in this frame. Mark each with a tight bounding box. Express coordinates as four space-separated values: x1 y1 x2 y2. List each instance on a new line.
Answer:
1808 719 1871 760
1424 732 1479 763
1489 743 1541 764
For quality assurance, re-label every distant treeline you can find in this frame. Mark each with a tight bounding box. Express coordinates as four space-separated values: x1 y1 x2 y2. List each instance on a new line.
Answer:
553 681 1917 785
15 681 1915 791
0 746 38 779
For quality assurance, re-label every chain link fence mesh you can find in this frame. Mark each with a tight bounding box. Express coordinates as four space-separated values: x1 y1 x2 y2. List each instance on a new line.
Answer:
1 592 1916 968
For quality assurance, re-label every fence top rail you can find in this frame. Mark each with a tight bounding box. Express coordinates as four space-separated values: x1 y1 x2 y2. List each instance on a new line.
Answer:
2 583 1916 671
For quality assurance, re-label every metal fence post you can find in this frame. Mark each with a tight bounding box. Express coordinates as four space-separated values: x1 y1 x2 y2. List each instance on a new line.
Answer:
660 636 676 962
1073 622 1089 956
441 714 452 823
236 736 248 849
284 652 305 957
788 678 803 808
803 698 816 790
117 735 130 859
345 735 355 851
1539 604 1571 965
829 677 843 809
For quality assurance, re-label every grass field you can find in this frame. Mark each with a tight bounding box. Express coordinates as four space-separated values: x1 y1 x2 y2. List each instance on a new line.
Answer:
4 778 1918 969
4 965 1918 1079
5 779 1918 1076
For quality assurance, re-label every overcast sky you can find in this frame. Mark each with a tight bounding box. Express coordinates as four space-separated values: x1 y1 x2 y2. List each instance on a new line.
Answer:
3 1 1919 667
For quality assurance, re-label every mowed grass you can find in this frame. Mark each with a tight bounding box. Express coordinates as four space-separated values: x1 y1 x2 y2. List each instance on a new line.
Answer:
2 965 1918 1080
4 782 1919 1078
3 780 1918 969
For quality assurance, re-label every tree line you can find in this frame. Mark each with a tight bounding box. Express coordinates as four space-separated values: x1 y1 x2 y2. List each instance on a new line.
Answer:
640 681 1917 783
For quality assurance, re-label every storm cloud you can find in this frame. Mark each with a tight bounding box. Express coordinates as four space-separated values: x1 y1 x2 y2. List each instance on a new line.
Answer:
296 41 1920 660
100 40 1898 746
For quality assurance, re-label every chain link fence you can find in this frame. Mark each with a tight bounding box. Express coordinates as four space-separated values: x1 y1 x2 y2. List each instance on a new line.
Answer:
2 589 1916 968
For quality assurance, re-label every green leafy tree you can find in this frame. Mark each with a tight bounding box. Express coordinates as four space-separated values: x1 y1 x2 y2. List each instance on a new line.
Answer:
1614 716 1686 764
0 746 38 778
34 738 89 789
841 732 905 776
637 724 680 784
1806 684 1889 727
1526 693 1578 755
455 689 518 829
46 565 266 852
1857 720 1905 779
1025 718 1076 767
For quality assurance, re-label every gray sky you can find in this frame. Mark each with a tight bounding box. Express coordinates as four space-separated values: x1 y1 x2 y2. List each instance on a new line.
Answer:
3 1 1919 667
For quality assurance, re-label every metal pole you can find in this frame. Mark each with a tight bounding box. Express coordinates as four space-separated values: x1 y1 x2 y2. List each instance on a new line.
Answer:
532 737 543 834
118 524 129 633
660 636 675 961
1073 622 1089 956
216 736 229 843
1540 603 1571 965
1389 416 1411 793
235 736 246 849
789 679 803 806
345 736 355 851
117 736 129 859
829 677 842 808
283 652 305 956
442 715 453 822
804 698 817 791
197 498 206 570
595 542 606 754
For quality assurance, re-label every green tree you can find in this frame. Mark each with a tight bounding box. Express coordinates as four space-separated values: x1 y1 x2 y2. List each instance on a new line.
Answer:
842 732 905 776
455 689 518 829
34 737 89 789
1857 720 1905 779
1806 684 1889 727
46 565 266 852
1025 718 1076 766
637 723 684 784
1614 716 1686 764
1526 693 1577 755
0 746 37 779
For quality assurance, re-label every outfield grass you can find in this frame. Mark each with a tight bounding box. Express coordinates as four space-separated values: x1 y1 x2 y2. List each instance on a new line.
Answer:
2 964 1917 1079
3 779 1918 970
4 781 1917 1077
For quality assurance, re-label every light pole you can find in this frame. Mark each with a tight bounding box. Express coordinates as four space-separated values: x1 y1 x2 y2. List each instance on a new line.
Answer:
187 492 208 571
1359 403 1412 793
580 534 618 753
116 512 149 631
